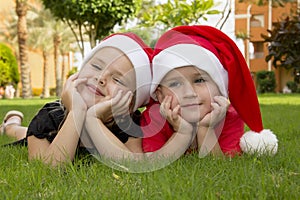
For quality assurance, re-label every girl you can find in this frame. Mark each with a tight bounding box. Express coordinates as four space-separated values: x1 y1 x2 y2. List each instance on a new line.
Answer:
142 25 278 157
0 33 153 166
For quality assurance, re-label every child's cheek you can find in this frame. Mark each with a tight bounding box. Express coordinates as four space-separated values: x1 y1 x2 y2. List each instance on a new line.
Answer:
170 96 180 110
107 84 119 98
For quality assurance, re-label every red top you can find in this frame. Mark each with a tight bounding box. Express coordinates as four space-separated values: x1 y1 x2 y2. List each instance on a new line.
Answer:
141 100 245 156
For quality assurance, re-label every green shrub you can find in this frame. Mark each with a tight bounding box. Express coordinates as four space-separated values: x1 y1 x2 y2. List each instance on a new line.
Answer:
50 87 56 96
0 43 19 87
32 88 57 97
286 81 298 93
256 70 276 93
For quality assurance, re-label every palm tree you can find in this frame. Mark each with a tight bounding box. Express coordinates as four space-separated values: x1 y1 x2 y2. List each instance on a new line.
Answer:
53 31 61 97
52 21 77 97
29 2 76 97
16 0 32 98
27 3 56 98
3 1 77 98
59 38 78 91
28 27 53 98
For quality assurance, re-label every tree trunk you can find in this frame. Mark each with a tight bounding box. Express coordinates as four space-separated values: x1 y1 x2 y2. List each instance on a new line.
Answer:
61 52 68 91
16 0 32 98
53 34 62 97
42 51 50 98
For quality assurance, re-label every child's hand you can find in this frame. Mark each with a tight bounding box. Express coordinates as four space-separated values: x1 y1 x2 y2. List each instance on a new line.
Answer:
199 96 229 128
61 72 87 112
160 96 192 133
87 90 133 123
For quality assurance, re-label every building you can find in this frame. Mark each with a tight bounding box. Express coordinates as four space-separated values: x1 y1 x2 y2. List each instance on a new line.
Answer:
235 0 298 92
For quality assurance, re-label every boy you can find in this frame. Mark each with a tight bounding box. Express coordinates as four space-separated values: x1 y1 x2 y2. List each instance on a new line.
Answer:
142 25 278 157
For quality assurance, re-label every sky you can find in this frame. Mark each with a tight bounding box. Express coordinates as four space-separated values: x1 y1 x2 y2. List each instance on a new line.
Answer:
199 1 235 38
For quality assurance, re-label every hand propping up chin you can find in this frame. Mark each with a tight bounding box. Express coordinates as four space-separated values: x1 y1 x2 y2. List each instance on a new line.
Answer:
87 90 133 123
160 96 193 133
61 72 87 112
199 96 229 128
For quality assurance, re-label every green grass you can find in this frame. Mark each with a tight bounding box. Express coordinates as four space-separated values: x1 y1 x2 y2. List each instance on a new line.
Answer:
0 94 299 199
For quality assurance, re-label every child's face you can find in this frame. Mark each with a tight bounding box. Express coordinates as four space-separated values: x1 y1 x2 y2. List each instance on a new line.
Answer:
156 66 221 123
77 47 136 108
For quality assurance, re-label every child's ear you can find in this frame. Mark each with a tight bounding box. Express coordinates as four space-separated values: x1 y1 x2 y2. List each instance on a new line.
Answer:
155 87 164 103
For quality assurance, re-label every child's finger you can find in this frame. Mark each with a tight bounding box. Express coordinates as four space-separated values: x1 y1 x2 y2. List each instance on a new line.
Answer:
68 72 79 80
112 90 132 106
102 95 112 102
161 96 168 104
214 97 229 112
116 91 133 109
211 102 220 111
164 96 172 109
210 101 227 122
171 105 180 120
213 96 229 108
173 104 180 114
160 96 171 116
112 91 132 115
74 78 87 87
111 90 123 104
159 104 168 118
64 74 77 87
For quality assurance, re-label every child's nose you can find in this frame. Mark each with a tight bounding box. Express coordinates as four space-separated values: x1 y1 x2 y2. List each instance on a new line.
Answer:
98 79 105 85
184 85 197 98
95 75 107 86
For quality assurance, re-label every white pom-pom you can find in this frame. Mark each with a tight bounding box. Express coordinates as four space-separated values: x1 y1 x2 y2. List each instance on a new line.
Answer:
240 129 278 156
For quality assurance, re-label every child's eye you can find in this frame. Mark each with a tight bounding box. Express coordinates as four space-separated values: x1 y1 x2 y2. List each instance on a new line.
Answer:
113 77 126 86
195 78 206 83
91 64 103 71
168 81 182 88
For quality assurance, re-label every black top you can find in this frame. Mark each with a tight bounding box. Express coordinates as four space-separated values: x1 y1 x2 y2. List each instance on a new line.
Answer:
26 100 143 144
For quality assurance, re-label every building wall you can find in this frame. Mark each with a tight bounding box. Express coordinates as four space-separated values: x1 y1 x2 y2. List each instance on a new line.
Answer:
235 1 297 92
29 51 55 90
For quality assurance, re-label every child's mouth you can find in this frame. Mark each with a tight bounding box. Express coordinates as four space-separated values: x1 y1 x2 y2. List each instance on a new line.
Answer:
181 103 201 108
87 84 104 96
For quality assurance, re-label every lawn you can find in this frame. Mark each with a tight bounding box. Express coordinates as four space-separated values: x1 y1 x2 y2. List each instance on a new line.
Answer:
0 94 299 199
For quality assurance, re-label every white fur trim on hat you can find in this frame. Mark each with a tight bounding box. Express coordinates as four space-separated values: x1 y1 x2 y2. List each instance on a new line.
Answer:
81 35 152 110
151 44 228 100
240 129 278 156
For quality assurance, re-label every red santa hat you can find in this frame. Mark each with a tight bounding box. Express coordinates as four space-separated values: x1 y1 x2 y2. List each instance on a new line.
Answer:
81 33 153 110
151 25 278 155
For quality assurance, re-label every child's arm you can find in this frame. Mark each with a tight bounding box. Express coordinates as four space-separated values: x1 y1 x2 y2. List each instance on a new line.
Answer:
85 90 143 159
86 89 142 152
157 96 194 154
27 73 87 166
197 126 223 157
85 94 193 160
197 96 229 157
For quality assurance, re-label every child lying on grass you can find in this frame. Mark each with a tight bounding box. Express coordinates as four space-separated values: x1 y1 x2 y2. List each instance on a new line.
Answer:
142 25 278 157
0 33 153 166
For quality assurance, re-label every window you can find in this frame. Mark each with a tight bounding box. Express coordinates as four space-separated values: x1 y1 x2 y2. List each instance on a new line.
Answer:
249 42 264 59
250 14 264 27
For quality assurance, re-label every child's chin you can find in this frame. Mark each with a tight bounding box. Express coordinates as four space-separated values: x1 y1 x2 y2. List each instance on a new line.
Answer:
82 97 97 109
180 111 201 123
182 116 201 124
